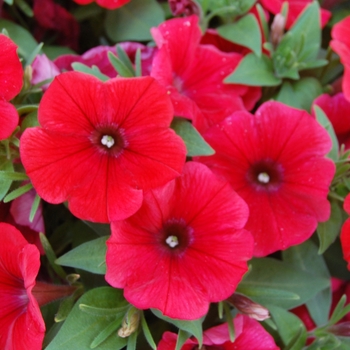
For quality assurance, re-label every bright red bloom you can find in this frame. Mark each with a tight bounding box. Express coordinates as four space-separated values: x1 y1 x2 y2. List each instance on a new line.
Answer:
106 162 253 320
197 101 335 257
0 223 45 350
259 0 331 29
341 194 350 270
331 16 350 102
313 93 350 150
20 72 186 223
0 34 22 140
151 15 256 133
73 0 130 10
158 315 279 349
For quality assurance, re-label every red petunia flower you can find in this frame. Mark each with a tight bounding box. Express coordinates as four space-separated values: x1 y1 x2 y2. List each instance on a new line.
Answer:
0 222 45 350
150 15 256 133
313 93 350 150
0 34 23 141
20 72 186 223
331 16 350 102
341 194 350 270
158 315 279 349
105 162 253 320
197 101 335 257
259 0 331 29
72 0 130 10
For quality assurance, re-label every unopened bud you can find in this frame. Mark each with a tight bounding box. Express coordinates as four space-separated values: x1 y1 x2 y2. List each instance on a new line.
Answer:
23 65 33 90
327 322 350 337
271 14 286 47
168 0 201 17
227 293 270 321
118 306 141 338
66 273 80 285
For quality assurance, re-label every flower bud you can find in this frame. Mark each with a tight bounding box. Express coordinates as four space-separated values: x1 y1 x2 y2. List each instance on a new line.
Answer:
227 293 270 321
271 13 286 47
118 306 141 338
327 322 350 337
168 0 200 17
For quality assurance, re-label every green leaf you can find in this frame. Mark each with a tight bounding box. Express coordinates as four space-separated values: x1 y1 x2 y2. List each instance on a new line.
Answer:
141 312 157 350
0 171 28 181
217 14 261 56
108 52 134 78
55 236 108 274
42 46 76 60
29 193 41 222
83 221 111 236
71 63 110 82
175 329 191 350
0 159 14 201
269 305 307 348
91 318 124 349
274 77 322 112
4 183 33 202
282 240 331 326
46 287 128 350
25 42 44 66
105 0 164 42
314 105 339 161
17 105 38 116
135 49 142 77
126 331 138 350
171 118 214 157
21 111 39 131
273 2 321 78
151 309 203 347
13 0 33 17
237 257 329 309
225 53 281 86
79 304 129 317
317 199 343 254
0 19 38 60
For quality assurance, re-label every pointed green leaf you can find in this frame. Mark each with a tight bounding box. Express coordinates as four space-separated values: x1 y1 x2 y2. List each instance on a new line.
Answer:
71 63 109 82
46 287 128 350
175 329 191 350
90 318 123 349
0 159 14 201
171 118 214 157
108 52 134 78
314 105 339 161
105 0 164 42
0 171 28 181
29 193 41 222
4 183 33 202
151 309 203 347
79 304 129 317
141 312 157 350
25 42 44 66
217 14 261 56
56 236 108 274
116 45 135 75
225 53 281 86
126 331 137 350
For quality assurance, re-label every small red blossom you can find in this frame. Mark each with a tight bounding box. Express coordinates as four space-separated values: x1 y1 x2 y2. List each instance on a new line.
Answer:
313 93 350 150
0 223 45 350
197 101 335 257
168 0 200 16
158 315 279 349
72 0 130 10
106 162 253 320
151 15 255 133
341 194 350 270
20 72 186 223
259 0 331 29
0 34 23 140
331 16 350 102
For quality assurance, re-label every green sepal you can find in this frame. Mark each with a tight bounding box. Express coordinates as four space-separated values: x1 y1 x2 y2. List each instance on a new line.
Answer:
72 63 110 82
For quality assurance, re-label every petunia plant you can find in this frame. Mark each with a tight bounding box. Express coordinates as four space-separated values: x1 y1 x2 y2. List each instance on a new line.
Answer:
2 0 350 349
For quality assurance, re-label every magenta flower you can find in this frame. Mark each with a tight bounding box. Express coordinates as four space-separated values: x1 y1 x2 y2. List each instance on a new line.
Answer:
0 223 45 350
341 195 350 270
0 34 23 141
72 0 130 10
158 315 279 349
106 162 253 320
331 16 350 102
150 15 255 133
197 101 335 257
20 72 186 223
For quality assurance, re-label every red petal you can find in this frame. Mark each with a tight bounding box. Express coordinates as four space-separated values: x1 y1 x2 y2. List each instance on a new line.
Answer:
0 99 19 140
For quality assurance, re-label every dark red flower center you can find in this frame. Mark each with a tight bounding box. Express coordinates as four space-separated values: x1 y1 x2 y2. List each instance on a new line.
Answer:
160 218 193 254
246 159 284 192
90 125 128 157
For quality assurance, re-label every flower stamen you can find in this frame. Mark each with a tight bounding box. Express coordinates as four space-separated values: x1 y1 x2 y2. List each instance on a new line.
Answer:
101 135 115 148
165 235 179 248
257 172 270 184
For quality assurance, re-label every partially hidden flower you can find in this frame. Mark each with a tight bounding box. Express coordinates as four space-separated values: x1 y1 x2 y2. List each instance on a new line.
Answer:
31 54 60 91
20 72 186 223
151 15 258 133
0 34 23 140
197 101 335 257
259 0 331 29
72 0 130 10
106 162 254 320
331 16 350 102
341 194 350 270
168 0 201 16
157 315 280 349
313 93 350 150
0 222 45 350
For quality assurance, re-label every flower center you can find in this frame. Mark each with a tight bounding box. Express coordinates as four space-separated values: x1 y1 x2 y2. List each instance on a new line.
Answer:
165 235 179 248
247 159 284 191
101 135 115 148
